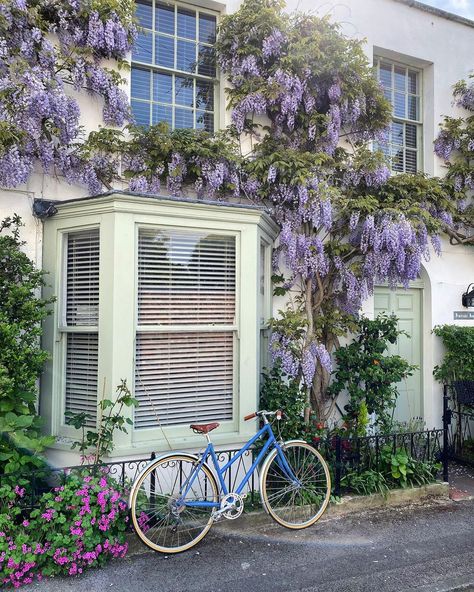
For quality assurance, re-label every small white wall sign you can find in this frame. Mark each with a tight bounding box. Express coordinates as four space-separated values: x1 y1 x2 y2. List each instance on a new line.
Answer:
454 311 474 320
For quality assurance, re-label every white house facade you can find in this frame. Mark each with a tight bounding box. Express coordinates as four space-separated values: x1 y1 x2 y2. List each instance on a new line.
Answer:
0 0 473 465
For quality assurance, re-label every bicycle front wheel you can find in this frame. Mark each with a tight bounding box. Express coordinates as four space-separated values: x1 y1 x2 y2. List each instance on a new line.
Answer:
130 454 219 553
260 441 331 529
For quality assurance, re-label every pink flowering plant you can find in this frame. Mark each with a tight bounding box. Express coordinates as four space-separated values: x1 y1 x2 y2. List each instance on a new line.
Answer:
0 473 129 588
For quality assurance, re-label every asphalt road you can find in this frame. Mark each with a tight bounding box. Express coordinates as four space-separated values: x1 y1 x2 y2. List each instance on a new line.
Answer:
34 499 474 592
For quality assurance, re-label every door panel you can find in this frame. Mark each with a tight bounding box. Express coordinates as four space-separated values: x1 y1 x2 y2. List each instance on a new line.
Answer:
374 287 422 422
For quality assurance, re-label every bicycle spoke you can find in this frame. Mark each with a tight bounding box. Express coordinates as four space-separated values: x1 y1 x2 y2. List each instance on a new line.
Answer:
262 443 330 528
131 455 218 553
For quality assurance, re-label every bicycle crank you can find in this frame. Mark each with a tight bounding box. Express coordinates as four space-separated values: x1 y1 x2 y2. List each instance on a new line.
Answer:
218 492 245 520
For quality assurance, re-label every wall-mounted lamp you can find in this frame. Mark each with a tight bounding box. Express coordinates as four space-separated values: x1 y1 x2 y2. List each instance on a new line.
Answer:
462 283 474 308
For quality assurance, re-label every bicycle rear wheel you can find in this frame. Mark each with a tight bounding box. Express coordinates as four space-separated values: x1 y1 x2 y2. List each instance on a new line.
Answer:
130 454 219 553
260 441 331 529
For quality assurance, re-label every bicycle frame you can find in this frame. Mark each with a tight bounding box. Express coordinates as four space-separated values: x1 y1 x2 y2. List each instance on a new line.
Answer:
182 422 297 509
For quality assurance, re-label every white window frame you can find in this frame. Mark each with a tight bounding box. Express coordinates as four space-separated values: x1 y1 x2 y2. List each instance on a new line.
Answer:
375 57 423 174
131 0 219 132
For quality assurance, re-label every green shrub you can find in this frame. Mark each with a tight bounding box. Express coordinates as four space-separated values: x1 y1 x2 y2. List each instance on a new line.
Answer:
433 324 474 384
379 445 440 489
341 469 388 496
0 216 54 478
328 314 417 433
259 365 306 440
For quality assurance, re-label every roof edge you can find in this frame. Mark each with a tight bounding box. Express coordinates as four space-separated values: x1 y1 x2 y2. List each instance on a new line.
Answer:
34 189 267 212
392 0 474 28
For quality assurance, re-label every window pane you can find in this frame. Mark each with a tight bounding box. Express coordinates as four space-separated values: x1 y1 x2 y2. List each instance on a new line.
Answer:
177 8 196 40
135 0 152 29
134 332 234 428
175 76 194 107
65 333 98 425
155 34 174 68
137 229 236 325
131 67 150 100
405 150 417 173
196 79 214 111
394 66 406 92
408 70 418 94
196 110 214 132
152 104 172 127
391 146 404 172
177 39 196 72
132 100 150 126
153 72 172 103
175 107 193 128
391 121 404 146
197 44 216 77
156 2 174 35
132 31 152 63
379 62 392 88
66 230 100 326
394 92 406 118
406 123 417 148
199 14 216 44
408 95 419 121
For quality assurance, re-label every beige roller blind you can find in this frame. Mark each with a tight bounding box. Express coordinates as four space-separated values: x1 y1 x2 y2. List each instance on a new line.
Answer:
135 228 236 428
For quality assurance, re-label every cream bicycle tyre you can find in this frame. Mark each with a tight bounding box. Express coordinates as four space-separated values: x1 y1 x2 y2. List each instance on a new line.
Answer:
260 441 331 529
130 454 219 553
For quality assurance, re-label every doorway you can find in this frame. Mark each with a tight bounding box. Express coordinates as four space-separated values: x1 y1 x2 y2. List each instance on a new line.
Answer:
374 286 423 422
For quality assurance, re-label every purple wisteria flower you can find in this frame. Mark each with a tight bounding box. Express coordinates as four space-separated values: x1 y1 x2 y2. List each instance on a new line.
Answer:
262 28 286 61
232 93 267 133
434 130 459 160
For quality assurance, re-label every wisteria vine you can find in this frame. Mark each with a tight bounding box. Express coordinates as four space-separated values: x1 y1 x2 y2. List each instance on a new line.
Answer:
0 0 469 421
434 74 474 245
0 0 136 189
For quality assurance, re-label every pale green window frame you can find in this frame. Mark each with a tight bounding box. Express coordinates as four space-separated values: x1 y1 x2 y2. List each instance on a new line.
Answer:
131 0 219 132
40 193 279 456
259 238 272 376
375 57 423 174
58 226 101 432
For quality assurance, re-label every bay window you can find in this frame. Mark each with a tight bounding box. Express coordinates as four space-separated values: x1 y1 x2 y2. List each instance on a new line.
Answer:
41 192 278 455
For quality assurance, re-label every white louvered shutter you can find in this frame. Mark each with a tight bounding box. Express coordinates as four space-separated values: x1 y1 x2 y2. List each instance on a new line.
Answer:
135 228 236 428
64 230 100 424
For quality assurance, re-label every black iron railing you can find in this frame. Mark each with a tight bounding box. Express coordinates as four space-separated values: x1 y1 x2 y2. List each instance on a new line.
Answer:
445 383 474 467
1 425 448 511
322 428 445 496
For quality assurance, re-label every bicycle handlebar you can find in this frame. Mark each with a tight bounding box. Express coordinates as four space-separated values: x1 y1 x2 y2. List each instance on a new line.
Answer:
243 410 283 421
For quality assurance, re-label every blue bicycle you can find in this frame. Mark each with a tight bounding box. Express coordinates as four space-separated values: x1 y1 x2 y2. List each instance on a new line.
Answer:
129 410 331 553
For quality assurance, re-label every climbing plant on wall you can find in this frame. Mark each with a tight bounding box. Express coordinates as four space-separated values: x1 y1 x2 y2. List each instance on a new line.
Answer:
434 73 474 246
0 0 136 192
0 0 470 422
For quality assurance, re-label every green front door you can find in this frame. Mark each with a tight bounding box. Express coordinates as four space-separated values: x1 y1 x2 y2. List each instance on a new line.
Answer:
374 287 423 423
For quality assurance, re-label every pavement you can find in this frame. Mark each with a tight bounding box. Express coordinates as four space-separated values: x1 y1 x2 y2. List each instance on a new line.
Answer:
449 462 474 502
33 497 474 592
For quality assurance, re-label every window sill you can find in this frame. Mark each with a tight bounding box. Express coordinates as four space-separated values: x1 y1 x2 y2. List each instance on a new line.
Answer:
48 428 258 460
